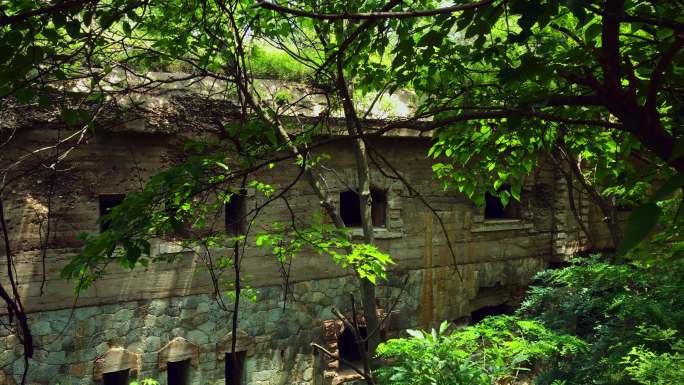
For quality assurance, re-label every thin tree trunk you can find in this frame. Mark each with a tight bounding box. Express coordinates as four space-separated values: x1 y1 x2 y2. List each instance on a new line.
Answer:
558 144 622 250
335 57 381 356
225 10 381 369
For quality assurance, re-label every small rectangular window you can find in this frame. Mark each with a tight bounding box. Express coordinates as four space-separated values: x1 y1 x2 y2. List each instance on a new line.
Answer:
340 189 387 228
225 351 246 385
484 185 521 220
340 190 361 227
103 369 130 385
225 191 247 236
99 194 126 232
168 359 191 385
371 189 387 228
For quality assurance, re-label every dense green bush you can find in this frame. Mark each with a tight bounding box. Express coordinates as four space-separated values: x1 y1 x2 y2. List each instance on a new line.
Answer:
377 258 684 385
622 339 684 385
376 317 586 385
520 258 684 385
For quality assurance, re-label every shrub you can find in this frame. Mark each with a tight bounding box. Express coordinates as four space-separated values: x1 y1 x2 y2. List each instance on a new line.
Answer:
376 258 684 385
376 317 586 385
520 257 684 385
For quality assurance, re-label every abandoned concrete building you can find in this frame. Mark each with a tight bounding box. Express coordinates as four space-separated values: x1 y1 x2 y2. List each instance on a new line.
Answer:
0 76 614 385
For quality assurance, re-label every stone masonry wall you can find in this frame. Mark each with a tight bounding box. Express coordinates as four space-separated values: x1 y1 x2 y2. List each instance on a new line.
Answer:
0 257 543 385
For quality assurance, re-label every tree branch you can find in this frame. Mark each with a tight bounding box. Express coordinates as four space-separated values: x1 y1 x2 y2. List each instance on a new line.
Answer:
619 13 684 32
256 0 495 20
314 0 403 72
0 0 99 26
600 0 624 89
373 109 623 135
312 343 370 379
645 34 684 112
544 94 603 107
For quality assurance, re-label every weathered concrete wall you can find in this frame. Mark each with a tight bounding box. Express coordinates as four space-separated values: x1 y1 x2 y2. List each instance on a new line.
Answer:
1 132 557 313
0 127 588 384
550 165 619 258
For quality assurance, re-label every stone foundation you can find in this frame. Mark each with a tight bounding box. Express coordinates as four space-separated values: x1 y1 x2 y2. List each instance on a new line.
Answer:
0 257 544 385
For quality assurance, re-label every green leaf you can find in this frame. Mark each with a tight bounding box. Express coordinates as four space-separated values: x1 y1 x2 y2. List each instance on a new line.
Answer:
439 320 449 334
122 21 132 36
584 23 602 43
66 20 81 38
618 203 661 255
650 173 684 202
406 329 423 339
60 108 81 126
417 30 442 48
567 0 587 20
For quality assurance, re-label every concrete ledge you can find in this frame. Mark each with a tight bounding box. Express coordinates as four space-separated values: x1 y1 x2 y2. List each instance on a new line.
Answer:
471 219 533 233
350 228 403 239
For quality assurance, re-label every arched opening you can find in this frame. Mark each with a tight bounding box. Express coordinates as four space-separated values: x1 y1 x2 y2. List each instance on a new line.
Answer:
470 304 515 324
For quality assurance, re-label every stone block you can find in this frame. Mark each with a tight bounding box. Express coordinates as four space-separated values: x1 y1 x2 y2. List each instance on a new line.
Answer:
93 347 142 380
5 334 20 350
186 330 209 345
144 336 162 352
30 364 59 383
46 351 66 365
148 300 169 316
182 296 199 309
0 350 15 368
266 309 281 323
196 302 210 314
31 321 51 336
68 363 86 378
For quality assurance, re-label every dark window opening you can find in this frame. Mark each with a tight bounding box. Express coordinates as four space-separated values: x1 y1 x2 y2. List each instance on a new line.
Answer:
340 189 387 228
168 359 191 385
338 326 368 364
225 351 246 385
484 186 521 219
340 190 361 227
371 190 387 228
103 369 130 385
225 191 247 236
99 194 125 232
470 304 515 324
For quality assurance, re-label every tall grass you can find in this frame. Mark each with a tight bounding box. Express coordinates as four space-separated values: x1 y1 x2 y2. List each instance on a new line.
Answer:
248 45 313 81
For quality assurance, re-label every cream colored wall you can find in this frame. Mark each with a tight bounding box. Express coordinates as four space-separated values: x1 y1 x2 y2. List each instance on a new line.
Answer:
2 130 566 314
